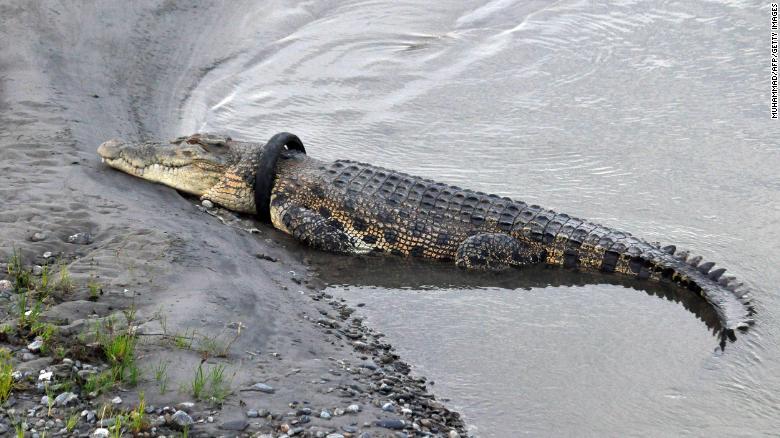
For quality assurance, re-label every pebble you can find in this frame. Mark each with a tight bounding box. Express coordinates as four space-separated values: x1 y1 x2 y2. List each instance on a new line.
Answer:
382 402 395 412
21 353 37 361
201 199 214 208
375 419 405 430
32 265 43 276
43 251 52 258
219 419 248 431
171 410 194 428
449 430 460 438
91 428 109 438
40 396 49 406
341 425 358 433
333 408 345 416
248 383 275 393
319 410 332 419
30 232 47 242
54 392 78 407
326 434 345 438
0 280 11 293
176 402 195 412
111 396 122 405
246 409 259 418
67 232 93 245
27 339 43 352
346 404 361 413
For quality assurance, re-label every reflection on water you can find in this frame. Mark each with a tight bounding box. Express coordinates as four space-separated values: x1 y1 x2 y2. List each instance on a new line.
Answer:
182 0 779 435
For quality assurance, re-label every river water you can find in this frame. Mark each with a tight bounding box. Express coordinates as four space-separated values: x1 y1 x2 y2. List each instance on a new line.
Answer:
180 0 779 435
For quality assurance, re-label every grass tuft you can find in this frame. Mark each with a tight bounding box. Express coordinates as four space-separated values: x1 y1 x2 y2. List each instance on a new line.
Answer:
0 349 14 402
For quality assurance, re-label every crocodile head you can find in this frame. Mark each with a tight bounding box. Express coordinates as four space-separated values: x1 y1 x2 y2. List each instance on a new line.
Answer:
97 136 259 213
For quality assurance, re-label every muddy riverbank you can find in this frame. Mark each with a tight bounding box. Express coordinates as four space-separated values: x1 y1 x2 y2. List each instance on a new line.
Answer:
0 2 465 436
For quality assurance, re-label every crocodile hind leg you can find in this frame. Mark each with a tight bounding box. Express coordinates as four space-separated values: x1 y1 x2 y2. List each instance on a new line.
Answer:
274 204 371 255
455 233 547 271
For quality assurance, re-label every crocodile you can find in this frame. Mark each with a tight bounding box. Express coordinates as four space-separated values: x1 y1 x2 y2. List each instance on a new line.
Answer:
97 132 755 340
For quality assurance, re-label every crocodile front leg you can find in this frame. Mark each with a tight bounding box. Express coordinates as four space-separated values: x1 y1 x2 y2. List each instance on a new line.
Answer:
455 233 547 271
272 203 373 255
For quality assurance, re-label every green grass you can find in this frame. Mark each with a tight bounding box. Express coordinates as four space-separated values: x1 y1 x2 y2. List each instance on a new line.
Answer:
0 349 14 402
55 261 73 293
87 275 101 301
7 247 32 292
130 392 148 433
102 333 139 383
36 263 52 298
191 362 206 400
153 360 169 394
82 319 142 395
84 370 114 395
31 322 57 355
45 384 55 417
190 362 231 403
66 413 79 432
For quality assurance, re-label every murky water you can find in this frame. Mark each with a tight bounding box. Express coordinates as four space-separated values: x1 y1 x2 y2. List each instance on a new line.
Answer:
181 0 779 435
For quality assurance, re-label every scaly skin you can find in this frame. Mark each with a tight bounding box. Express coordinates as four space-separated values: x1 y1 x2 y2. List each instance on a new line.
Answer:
98 133 755 339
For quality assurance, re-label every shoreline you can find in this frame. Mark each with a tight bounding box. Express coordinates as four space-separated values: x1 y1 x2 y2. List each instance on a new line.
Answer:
0 2 467 437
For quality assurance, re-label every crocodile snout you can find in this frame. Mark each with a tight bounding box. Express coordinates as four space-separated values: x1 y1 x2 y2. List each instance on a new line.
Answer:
97 139 124 161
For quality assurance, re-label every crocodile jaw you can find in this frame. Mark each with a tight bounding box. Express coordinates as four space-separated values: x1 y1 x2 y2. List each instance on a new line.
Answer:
98 139 227 197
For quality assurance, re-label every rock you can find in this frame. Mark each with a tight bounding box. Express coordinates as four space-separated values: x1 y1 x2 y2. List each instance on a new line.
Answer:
0 280 11 293
449 430 460 438
32 265 43 276
40 396 49 405
171 410 194 428
375 419 405 430
43 251 52 258
326 434 345 438
246 409 259 418
21 353 37 361
382 402 395 412
220 419 248 431
54 392 78 406
0 423 8 434
346 404 361 413
341 425 358 433
201 199 214 208
255 253 278 262
247 383 275 393
176 402 195 412
30 232 47 242
333 408 345 416
26 339 43 352
111 396 122 405
91 428 109 438
319 410 332 419
67 232 93 245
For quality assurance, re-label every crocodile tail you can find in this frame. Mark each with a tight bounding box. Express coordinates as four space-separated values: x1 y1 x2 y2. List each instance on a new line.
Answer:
635 244 754 341
661 246 754 340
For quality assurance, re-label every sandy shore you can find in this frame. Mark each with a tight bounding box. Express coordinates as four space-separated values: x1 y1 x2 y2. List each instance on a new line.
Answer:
0 2 465 437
